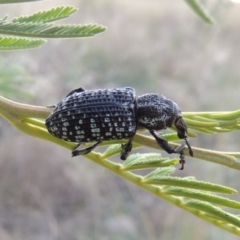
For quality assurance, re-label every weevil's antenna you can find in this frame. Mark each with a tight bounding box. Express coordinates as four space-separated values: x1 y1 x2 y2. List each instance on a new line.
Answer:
185 138 193 157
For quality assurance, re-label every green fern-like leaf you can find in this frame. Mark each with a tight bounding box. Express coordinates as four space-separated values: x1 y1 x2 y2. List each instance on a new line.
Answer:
0 6 106 38
143 175 236 194
12 6 77 23
122 153 178 171
0 21 106 38
0 6 106 50
184 0 214 24
165 187 240 208
184 111 240 134
186 200 240 228
0 36 45 50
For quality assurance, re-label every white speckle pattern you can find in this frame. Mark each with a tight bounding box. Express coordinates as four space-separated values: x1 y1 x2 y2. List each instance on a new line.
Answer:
63 122 69 127
104 118 110 122
46 87 137 143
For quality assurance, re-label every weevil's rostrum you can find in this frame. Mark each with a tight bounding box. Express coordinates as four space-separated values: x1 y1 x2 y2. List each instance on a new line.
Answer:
46 87 193 169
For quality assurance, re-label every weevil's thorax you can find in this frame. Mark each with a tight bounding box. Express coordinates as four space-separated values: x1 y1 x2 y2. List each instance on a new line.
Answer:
136 94 180 131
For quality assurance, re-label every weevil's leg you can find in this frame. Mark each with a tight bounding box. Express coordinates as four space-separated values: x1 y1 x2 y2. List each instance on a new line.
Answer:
66 87 85 98
179 151 185 170
150 130 187 170
72 141 102 157
149 130 176 154
121 136 134 160
174 144 185 153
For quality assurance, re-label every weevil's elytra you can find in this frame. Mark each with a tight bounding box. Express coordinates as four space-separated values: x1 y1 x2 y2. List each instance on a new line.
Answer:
46 87 137 142
45 87 193 169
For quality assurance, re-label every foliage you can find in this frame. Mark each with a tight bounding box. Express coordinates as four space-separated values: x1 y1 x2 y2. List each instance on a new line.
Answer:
0 5 106 50
1 95 240 236
0 0 214 50
0 60 34 100
0 0 239 237
184 0 214 24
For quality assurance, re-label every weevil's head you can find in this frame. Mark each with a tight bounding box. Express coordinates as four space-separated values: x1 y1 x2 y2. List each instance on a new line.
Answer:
174 110 193 157
174 115 188 139
171 101 187 139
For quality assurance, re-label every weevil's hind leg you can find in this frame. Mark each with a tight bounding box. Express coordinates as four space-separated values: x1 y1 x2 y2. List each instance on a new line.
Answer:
72 141 102 157
66 87 86 98
149 130 187 170
121 136 134 160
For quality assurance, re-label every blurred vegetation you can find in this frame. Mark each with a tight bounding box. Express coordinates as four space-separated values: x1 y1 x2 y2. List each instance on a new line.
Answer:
1 0 240 240
0 59 34 100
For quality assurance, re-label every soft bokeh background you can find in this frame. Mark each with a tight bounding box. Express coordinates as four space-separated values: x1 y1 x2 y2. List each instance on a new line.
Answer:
0 0 240 239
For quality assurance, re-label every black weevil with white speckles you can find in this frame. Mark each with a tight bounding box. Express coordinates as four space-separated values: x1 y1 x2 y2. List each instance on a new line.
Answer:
45 87 193 169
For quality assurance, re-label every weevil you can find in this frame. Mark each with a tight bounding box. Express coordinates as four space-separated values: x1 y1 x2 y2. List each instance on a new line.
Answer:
45 87 193 169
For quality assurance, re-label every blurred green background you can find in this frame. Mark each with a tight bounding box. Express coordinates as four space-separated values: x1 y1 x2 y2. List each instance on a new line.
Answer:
0 0 240 239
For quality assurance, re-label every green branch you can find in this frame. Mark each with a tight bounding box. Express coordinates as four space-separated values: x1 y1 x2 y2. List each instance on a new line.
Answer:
1 93 240 235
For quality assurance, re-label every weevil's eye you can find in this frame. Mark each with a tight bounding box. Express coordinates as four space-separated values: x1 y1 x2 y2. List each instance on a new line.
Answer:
175 116 188 139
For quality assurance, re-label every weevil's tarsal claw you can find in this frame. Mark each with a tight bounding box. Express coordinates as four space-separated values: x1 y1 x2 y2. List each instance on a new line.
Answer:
185 138 193 157
179 154 185 170
173 144 185 170
176 139 193 170
179 163 184 170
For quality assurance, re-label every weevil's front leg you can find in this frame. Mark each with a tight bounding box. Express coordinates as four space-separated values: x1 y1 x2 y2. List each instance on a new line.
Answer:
149 130 176 154
174 144 186 170
72 141 102 157
149 130 186 170
179 150 185 170
121 136 134 160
